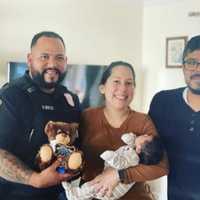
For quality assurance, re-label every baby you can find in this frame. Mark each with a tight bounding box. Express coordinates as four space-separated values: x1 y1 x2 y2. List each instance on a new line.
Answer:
62 133 164 200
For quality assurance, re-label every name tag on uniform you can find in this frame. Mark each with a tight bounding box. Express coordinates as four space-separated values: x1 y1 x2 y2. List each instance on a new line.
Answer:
41 105 54 110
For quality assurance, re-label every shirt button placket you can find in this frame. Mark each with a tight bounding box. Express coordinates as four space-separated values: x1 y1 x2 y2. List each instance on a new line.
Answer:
189 113 196 133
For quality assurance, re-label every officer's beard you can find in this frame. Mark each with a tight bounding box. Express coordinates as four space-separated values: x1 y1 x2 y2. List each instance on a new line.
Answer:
31 69 66 89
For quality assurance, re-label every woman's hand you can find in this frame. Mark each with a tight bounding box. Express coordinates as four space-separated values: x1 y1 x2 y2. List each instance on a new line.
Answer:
88 167 120 198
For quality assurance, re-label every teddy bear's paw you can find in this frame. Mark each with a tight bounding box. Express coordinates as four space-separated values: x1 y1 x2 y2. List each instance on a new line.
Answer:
39 144 54 163
68 152 83 170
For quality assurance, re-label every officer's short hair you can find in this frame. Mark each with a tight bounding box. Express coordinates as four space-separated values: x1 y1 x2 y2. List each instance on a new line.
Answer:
183 35 200 63
31 31 65 49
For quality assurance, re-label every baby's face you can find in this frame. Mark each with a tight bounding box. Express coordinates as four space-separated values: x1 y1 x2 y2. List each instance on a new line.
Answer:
135 135 153 154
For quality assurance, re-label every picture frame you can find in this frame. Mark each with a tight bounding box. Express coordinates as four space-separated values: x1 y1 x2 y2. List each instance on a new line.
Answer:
166 36 188 68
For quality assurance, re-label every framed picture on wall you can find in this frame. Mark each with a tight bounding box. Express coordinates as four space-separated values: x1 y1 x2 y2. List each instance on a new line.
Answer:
166 36 188 68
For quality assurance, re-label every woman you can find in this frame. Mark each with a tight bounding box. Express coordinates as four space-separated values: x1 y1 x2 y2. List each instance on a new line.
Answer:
80 61 168 200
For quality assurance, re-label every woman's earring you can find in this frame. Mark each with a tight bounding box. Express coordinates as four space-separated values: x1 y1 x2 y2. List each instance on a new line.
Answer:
99 85 105 94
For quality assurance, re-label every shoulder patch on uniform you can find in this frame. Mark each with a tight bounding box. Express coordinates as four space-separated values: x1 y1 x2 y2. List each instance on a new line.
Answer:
64 93 75 107
27 86 36 93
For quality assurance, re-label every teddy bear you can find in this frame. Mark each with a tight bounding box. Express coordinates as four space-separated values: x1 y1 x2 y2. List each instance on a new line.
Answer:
36 121 84 174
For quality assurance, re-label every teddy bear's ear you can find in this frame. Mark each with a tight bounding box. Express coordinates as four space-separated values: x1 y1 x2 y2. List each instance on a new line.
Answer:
44 121 57 140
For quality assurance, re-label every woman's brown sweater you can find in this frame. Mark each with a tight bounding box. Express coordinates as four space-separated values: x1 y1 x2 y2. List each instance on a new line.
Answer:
80 107 168 200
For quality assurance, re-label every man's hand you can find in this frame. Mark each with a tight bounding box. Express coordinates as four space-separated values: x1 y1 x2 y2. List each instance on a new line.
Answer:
29 160 77 188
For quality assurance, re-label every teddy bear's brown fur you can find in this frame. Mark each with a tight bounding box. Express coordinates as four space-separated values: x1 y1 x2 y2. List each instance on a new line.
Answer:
36 121 83 173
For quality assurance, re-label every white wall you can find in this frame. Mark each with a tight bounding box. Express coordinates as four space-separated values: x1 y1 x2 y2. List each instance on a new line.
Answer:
142 0 200 112
0 0 143 110
142 1 200 199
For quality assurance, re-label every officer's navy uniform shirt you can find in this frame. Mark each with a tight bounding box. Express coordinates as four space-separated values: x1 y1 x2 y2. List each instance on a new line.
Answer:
149 87 200 200
0 71 81 200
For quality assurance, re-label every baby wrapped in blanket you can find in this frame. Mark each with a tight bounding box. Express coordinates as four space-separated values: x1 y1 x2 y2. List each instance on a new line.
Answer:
62 133 163 200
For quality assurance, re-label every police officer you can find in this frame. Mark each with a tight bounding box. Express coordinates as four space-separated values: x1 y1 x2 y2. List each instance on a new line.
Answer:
0 31 81 200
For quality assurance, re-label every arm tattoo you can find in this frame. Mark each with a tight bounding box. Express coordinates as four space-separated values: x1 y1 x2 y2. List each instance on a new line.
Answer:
0 149 33 185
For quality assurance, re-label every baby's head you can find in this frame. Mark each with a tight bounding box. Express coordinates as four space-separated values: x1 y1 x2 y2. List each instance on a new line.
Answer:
138 137 164 165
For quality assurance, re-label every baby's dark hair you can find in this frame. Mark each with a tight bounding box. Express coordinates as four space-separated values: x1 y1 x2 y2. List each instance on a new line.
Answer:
138 137 164 165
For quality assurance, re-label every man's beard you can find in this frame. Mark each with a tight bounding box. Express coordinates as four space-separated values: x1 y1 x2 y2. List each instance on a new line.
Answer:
31 69 66 89
188 85 200 95
188 73 200 95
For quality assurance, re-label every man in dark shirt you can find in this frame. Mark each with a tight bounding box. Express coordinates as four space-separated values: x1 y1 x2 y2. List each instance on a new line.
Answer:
149 35 200 200
0 31 81 200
